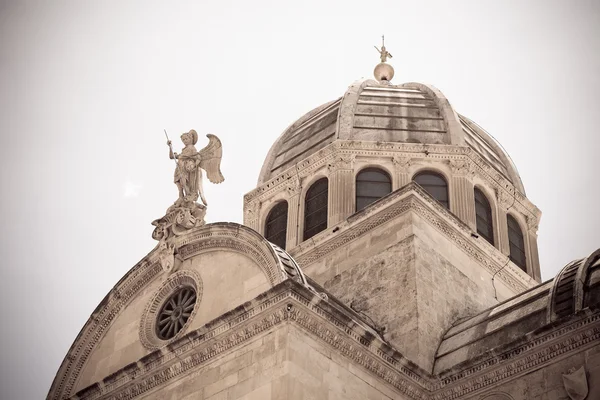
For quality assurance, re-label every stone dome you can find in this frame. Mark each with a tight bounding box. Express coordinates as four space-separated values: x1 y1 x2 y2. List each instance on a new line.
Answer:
259 79 525 194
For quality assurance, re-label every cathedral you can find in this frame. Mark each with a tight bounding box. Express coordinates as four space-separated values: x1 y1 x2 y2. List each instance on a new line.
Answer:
48 51 600 400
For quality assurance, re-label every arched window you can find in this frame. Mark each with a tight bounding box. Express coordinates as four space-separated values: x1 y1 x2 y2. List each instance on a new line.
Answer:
303 178 328 241
356 168 392 212
265 201 288 249
507 215 526 271
413 171 449 209
474 188 494 246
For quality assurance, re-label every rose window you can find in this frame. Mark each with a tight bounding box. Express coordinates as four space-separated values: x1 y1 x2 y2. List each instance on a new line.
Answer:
156 287 197 340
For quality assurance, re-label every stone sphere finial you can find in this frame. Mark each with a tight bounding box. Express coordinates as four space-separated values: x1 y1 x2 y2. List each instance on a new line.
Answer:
374 62 395 82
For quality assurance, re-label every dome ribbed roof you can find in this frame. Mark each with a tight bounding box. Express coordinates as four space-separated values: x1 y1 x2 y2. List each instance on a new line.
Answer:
259 79 525 194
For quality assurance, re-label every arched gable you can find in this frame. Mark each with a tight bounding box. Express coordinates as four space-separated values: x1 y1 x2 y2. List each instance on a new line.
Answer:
48 223 305 399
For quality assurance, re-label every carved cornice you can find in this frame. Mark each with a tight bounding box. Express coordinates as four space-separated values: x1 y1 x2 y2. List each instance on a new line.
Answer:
290 183 532 293
431 313 600 399
73 281 600 400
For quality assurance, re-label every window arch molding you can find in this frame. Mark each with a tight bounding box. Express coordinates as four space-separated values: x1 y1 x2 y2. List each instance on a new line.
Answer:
474 185 498 247
263 200 289 250
300 175 329 242
355 163 394 183
412 169 450 209
355 166 393 212
506 212 529 273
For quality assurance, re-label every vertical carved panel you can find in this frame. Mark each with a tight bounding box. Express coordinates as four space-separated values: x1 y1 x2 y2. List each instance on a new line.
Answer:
496 191 511 256
393 156 411 189
450 176 475 229
286 194 300 249
243 201 261 232
528 231 541 281
328 155 355 225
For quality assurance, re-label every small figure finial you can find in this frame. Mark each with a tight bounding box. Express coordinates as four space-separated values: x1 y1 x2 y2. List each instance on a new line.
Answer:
374 35 393 63
373 35 395 83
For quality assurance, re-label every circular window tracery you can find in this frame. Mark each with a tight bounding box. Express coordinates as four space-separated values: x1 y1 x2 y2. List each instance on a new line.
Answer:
156 287 197 340
139 270 202 350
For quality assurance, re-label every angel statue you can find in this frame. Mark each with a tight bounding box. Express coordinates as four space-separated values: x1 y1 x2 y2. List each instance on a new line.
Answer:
152 129 224 246
167 129 224 206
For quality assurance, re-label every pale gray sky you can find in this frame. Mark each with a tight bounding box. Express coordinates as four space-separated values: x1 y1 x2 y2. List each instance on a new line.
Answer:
1 1 599 398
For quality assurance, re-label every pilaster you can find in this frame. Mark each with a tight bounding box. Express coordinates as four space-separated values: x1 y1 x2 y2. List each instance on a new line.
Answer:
527 217 541 281
285 179 301 250
496 189 512 256
244 200 261 232
328 155 355 225
449 159 476 230
392 156 412 190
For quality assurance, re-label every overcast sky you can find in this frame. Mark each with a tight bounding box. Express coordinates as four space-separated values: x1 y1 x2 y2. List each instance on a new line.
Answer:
1 1 599 398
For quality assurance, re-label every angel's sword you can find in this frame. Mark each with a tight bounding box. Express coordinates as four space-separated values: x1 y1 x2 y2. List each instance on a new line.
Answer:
164 129 178 165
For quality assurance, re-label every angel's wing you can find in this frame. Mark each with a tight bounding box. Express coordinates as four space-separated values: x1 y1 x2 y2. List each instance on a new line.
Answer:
198 134 225 184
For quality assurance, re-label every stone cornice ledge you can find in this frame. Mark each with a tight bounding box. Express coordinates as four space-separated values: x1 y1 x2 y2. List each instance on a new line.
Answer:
289 182 535 293
431 310 600 399
72 281 433 400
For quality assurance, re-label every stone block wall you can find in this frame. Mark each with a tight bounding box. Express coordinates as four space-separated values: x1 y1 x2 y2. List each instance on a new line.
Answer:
303 210 501 372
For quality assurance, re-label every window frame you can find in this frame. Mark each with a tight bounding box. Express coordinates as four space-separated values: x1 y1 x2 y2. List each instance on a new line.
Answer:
412 170 450 209
507 213 527 272
355 167 392 212
474 187 495 246
264 200 289 249
303 177 329 241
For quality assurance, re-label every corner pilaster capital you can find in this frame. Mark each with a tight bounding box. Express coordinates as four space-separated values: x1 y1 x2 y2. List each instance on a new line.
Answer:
448 158 470 176
526 215 539 235
244 201 261 221
327 154 355 173
495 188 513 209
285 178 301 197
392 155 412 170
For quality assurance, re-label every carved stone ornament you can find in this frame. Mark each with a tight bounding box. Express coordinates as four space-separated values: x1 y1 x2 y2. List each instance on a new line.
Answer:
562 366 588 400
327 154 355 173
526 215 539 234
392 155 412 170
449 159 469 176
153 130 225 243
285 178 301 196
156 240 175 273
495 187 513 209
244 200 261 221
152 199 207 242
